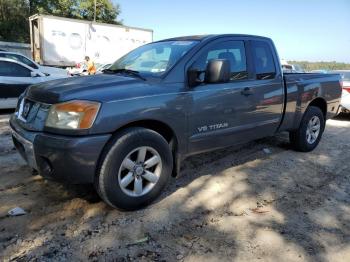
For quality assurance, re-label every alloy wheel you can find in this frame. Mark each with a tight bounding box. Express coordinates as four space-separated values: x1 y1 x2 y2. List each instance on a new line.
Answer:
118 146 162 197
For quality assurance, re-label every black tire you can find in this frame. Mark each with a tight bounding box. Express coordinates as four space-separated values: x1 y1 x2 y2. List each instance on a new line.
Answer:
289 106 325 152
95 127 173 210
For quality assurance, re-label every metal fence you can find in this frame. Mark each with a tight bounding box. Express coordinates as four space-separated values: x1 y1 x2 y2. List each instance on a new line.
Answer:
0 41 31 58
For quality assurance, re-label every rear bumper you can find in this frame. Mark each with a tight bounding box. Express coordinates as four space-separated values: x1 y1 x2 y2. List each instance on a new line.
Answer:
10 115 111 184
326 100 342 119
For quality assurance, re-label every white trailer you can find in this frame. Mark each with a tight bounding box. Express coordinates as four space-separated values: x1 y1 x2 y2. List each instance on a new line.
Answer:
29 14 153 67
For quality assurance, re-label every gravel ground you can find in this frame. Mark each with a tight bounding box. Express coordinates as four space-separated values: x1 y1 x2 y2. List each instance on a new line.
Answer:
0 112 349 262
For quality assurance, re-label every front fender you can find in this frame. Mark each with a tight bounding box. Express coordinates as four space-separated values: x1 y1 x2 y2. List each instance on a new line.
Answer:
91 91 190 154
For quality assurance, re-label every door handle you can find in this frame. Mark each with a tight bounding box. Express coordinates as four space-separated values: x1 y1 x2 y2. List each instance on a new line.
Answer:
241 87 253 96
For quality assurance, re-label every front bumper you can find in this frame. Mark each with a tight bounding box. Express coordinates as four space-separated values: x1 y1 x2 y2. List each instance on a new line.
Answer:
10 115 111 184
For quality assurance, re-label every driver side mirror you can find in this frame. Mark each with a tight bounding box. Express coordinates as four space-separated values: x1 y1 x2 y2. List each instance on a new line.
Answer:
188 59 230 88
204 59 230 84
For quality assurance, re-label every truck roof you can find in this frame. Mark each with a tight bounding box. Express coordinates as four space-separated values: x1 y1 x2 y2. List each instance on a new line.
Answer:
158 34 272 42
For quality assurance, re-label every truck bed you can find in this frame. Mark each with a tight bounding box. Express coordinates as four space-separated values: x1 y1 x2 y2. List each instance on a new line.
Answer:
280 73 342 131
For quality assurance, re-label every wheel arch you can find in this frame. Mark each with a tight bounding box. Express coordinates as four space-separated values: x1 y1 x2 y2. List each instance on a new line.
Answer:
307 97 327 118
96 119 180 178
118 119 178 146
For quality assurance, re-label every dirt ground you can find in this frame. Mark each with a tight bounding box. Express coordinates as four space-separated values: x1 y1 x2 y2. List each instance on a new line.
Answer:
0 111 349 262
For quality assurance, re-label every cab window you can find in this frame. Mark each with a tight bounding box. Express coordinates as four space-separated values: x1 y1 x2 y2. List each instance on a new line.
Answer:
251 41 276 80
192 41 248 81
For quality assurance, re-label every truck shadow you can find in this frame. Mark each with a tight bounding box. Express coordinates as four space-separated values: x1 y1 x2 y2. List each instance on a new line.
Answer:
149 127 348 261
202 132 344 259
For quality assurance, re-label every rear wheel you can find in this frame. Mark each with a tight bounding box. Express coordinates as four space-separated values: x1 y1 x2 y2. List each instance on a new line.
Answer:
95 127 173 210
289 106 325 152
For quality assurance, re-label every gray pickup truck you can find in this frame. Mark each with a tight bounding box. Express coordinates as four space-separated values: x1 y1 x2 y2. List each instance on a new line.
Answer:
10 34 342 210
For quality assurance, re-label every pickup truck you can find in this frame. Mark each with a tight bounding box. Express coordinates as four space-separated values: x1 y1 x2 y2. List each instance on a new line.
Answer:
10 34 342 210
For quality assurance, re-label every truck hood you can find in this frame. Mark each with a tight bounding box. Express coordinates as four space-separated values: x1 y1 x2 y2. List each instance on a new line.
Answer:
26 74 151 104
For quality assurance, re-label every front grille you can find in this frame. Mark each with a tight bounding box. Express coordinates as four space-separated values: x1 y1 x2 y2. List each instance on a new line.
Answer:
18 98 36 121
15 97 51 132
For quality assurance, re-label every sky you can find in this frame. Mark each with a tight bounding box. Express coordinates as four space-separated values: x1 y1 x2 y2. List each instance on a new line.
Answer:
114 0 350 63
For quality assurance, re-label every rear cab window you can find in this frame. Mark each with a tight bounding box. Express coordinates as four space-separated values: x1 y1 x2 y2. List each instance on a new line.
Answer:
251 40 276 80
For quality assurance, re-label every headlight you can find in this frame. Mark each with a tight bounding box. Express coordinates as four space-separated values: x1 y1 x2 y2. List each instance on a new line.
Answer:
45 100 101 130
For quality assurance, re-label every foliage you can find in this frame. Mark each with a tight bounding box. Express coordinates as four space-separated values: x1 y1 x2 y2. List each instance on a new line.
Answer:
288 60 350 71
78 0 121 23
0 0 30 42
28 0 122 24
0 0 122 43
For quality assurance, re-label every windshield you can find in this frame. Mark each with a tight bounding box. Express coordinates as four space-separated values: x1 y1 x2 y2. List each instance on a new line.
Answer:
109 40 199 77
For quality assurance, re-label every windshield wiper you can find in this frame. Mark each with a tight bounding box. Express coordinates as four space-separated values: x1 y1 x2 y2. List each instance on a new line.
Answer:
103 68 146 81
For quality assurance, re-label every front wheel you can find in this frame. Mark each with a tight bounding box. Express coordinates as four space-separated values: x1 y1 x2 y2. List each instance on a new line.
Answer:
95 127 173 210
289 106 325 152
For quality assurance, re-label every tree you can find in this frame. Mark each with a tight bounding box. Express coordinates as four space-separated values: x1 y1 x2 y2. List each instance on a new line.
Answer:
78 0 122 24
0 0 30 42
28 0 122 24
0 0 122 43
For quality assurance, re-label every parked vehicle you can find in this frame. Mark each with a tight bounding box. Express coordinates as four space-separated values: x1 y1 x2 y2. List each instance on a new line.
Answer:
0 51 68 77
67 61 88 76
0 58 68 109
10 34 342 210
281 62 304 73
331 70 350 112
282 64 294 73
291 64 305 73
67 62 111 76
29 14 153 67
